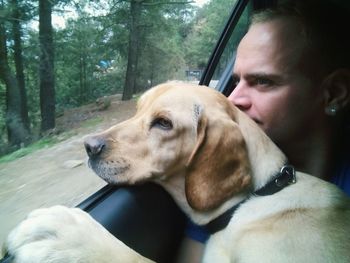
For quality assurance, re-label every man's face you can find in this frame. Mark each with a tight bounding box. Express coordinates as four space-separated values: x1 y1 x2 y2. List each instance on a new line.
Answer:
228 18 325 148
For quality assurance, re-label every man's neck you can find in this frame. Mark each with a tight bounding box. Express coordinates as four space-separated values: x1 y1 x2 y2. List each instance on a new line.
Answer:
282 132 334 181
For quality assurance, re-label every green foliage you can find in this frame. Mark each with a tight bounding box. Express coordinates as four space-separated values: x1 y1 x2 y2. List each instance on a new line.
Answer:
135 1 194 89
81 116 103 128
0 137 58 163
0 125 78 162
184 0 237 69
0 0 243 153
0 83 5 142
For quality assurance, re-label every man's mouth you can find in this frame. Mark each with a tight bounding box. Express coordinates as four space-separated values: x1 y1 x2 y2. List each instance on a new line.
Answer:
253 119 262 125
248 115 262 125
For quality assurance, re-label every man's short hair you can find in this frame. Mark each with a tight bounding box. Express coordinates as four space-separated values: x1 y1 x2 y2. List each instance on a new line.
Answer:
251 0 350 81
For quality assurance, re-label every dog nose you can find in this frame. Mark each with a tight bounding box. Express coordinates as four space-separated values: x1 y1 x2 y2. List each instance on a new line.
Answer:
84 136 106 158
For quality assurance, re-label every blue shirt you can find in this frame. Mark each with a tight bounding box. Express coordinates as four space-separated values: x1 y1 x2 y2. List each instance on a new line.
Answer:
331 157 350 196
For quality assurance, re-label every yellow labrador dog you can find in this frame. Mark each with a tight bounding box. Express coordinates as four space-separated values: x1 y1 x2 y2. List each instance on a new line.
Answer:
5 82 350 263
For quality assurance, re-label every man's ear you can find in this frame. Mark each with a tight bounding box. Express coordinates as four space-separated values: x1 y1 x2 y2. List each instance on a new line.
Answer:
185 110 251 212
323 69 350 113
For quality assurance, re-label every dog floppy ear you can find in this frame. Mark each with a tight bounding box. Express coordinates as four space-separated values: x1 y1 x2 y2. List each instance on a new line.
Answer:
185 109 251 211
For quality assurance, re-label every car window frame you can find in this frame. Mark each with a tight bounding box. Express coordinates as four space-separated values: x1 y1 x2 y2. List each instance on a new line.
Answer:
199 0 250 87
201 0 278 96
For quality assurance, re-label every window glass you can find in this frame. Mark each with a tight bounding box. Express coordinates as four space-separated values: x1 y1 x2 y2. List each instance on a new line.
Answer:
209 4 251 89
0 0 237 248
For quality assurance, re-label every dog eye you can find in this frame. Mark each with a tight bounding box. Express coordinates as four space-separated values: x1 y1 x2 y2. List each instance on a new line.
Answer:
151 117 173 130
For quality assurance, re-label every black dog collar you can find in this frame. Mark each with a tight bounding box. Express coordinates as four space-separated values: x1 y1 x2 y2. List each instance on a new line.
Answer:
203 165 296 234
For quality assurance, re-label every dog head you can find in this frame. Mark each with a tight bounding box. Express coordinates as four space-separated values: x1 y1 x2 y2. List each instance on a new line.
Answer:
85 82 252 211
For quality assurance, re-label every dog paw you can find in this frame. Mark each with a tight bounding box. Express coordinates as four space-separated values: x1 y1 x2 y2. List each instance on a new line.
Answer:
4 205 152 263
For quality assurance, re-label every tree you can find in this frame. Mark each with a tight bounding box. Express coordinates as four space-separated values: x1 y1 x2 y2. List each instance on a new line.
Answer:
122 0 142 100
54 9 125 108
136 1 193 89
11 0 30 131
0 0 31 147
122 0 193 100
0 0 221 153
39 0 55 132
184 0 238 70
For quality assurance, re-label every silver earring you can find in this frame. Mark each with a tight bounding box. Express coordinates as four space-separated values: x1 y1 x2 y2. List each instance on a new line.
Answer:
325 105 338 116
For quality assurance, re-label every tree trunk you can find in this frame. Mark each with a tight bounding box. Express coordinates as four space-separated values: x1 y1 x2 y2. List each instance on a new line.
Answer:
79 55 84 104
79 53 87 104
122 0 142 101
39 0 55 132
11 0 30 131
0 19 30 147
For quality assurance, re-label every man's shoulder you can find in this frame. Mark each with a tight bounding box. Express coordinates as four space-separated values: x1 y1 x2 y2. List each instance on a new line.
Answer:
331 157 350 196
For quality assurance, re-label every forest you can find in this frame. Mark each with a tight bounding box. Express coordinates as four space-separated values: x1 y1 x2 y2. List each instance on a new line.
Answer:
0 0 237 156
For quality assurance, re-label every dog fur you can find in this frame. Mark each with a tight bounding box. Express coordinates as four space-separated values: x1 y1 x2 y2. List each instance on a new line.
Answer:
5 82 350 263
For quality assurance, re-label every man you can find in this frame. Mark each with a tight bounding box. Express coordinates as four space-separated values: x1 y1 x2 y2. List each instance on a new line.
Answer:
228 1 350 190
178 1 350 262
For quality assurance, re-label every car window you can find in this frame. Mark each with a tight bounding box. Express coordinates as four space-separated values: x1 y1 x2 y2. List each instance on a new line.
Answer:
208 2 251 91
0 0 239 250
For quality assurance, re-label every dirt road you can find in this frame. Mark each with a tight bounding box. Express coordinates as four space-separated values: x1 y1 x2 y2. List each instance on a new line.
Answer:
0 97 137 249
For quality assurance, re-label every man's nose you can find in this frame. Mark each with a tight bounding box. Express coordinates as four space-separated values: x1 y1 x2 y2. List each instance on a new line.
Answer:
84 136 106 158
227 83 252 111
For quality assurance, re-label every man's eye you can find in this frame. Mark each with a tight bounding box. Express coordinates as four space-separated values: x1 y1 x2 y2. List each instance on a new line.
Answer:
151 117 173 130
255 78 274 86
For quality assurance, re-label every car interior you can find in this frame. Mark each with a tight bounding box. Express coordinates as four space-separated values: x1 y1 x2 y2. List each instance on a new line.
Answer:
0 0 279 262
